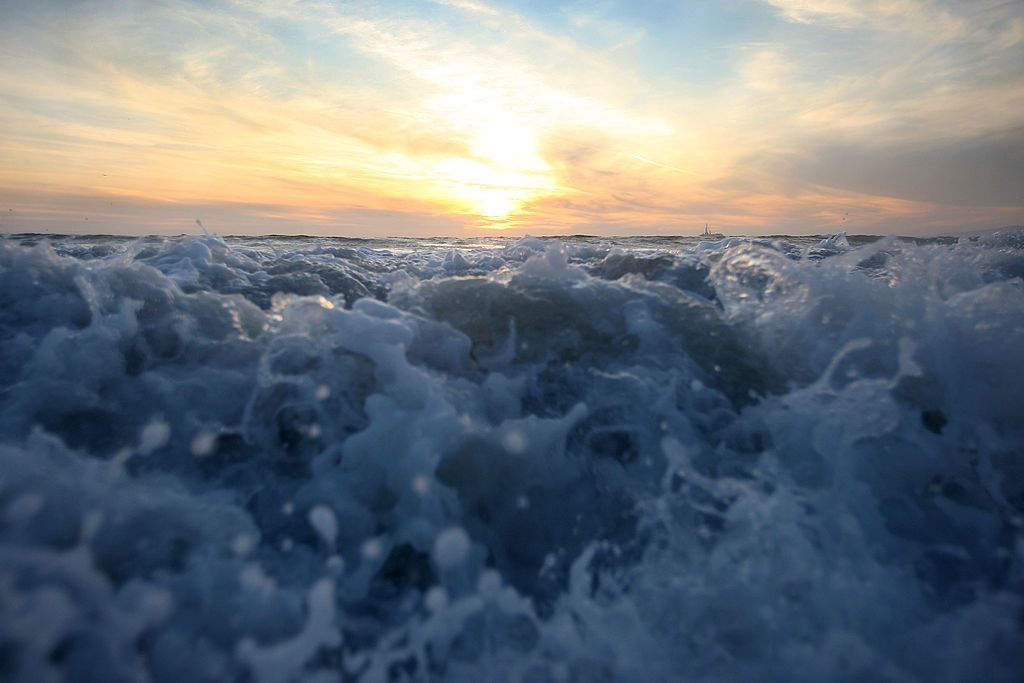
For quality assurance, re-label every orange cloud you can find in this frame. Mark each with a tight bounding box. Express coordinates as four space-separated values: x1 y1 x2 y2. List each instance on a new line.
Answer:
0 0 1021 236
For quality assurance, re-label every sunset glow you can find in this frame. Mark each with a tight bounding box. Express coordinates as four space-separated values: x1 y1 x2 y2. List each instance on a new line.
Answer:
1 0 1021 235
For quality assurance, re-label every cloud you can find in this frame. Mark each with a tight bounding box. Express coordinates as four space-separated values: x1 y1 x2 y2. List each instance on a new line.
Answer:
0 0 1021 235
0 188 469 237
753 128 1024 207
758 0 966 38
740 49 793 91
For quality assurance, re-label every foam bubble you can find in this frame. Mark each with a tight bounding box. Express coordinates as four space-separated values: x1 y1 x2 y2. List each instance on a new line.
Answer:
433 527 471 568
139 418 171 454
190 431 217 457
361 538 384 562
425 587 448 614
411 475 430 495
501 429 528 455
232 533 256 556
308 506 337 548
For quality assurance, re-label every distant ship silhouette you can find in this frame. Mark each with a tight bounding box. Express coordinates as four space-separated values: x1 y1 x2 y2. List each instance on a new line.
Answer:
702 223 724 239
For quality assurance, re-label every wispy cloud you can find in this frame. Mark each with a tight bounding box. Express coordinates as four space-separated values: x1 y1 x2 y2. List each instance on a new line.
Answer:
758 0 965 37
0 0 1021 235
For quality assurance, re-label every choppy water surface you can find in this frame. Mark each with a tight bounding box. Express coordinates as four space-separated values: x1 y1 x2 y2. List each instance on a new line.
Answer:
1 230 1022 682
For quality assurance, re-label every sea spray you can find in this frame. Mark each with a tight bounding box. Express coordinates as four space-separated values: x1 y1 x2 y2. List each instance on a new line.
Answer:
0 231 1022 681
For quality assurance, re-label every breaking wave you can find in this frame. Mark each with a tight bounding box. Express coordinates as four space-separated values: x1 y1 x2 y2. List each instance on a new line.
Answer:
1 230 1023 681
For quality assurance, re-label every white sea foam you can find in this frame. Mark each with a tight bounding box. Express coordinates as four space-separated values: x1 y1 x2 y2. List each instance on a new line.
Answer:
0 230 1022 681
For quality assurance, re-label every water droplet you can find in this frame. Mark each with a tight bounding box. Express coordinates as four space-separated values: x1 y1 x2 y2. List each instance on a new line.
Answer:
502 429 528 455
190 431 217 457
139 418 170 455
433 527 470 568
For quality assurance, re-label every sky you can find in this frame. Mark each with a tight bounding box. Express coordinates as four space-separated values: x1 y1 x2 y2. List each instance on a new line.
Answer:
0 0 1022 236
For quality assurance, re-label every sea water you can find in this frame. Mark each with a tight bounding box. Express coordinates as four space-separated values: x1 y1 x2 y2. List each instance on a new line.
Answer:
0 230 1022 682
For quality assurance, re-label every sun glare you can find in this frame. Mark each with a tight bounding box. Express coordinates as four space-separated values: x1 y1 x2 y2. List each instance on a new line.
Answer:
474 190 523 218
423 92 557 222
428 155 553 221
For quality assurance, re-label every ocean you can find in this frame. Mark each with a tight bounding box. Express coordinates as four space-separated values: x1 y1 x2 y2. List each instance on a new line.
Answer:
1 230 1022 681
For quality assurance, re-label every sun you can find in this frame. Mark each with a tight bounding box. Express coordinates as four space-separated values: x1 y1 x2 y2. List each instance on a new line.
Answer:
423 94 556 222
474 190 523 219
428 154 550 221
